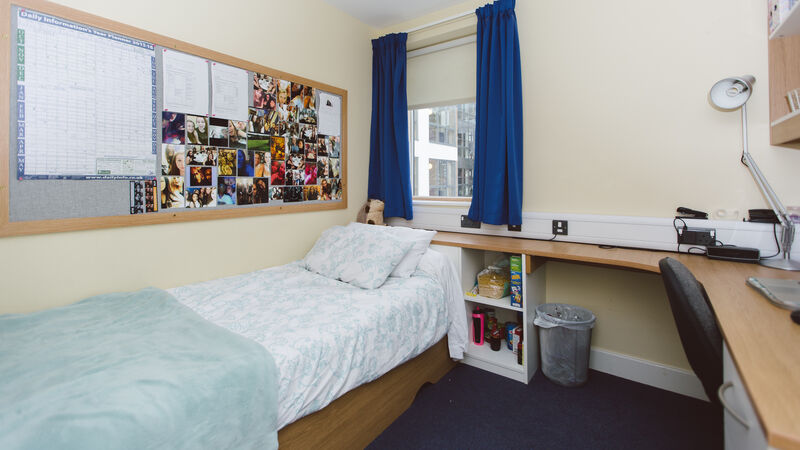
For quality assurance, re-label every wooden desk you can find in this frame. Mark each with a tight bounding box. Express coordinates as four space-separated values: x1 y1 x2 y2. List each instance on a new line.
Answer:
432 231 800 450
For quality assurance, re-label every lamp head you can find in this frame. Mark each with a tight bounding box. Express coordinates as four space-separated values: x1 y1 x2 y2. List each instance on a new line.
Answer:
709 75 755 111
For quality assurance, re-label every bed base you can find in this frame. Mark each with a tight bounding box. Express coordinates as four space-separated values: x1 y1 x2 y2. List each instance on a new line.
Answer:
277 338 456 449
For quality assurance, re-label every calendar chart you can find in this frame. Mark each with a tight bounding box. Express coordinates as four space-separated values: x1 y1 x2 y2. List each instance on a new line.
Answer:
16 9 157 180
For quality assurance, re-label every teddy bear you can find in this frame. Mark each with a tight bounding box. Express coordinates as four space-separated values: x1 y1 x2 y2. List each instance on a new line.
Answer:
356 198 385 225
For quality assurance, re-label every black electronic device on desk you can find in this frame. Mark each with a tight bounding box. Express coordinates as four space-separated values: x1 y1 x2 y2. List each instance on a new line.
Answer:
707 246 760 263
676 207 708 220
748 209 780 223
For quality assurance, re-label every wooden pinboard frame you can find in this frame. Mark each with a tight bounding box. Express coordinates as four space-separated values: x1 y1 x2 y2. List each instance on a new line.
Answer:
0 0 348 237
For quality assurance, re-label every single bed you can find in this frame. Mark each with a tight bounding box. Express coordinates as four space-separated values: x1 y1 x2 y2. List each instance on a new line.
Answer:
1 224 466 449
168 248 465 430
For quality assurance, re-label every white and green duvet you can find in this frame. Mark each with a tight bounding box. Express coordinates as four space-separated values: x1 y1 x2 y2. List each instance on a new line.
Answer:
0 288 279 450
169 249 466 429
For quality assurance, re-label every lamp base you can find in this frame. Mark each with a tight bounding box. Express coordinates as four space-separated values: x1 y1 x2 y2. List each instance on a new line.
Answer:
759 257 800 271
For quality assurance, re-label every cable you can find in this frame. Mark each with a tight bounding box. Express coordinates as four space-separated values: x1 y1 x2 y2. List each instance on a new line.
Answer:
760 223 781 260
673 217 688 253
673 217 715 256
545 233 557 241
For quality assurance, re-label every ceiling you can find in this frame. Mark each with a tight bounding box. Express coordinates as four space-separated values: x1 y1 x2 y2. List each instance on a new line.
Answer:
322 0 470 29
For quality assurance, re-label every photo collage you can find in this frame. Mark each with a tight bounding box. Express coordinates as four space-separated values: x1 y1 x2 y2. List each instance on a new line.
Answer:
159 73 342 210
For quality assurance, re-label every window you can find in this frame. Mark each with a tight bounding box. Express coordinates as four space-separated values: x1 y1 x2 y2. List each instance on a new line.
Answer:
409 103 475 198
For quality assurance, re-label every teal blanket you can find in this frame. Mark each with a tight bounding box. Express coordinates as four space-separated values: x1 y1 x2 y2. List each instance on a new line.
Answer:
0 288 278 450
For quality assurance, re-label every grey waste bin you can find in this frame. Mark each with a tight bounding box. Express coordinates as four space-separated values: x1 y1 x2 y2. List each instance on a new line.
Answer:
534 303 596 387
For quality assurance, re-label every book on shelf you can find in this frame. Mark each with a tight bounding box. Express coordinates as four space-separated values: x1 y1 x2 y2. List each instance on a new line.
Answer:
510 255 522 308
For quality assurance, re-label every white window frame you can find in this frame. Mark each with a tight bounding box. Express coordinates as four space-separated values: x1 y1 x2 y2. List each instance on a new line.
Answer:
408 103 475 203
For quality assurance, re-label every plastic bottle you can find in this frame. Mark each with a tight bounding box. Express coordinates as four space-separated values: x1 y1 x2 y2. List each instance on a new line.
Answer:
472 307 485 345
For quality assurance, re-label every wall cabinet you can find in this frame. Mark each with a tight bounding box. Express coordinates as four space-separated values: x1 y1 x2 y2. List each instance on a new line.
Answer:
432 244 545 383
768 3 800 145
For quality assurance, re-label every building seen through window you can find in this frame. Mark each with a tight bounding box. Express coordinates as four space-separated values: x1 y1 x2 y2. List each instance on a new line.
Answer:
409 103 475 198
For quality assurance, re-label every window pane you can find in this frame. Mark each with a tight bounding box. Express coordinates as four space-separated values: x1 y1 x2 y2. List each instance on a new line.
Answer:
410 103 475 198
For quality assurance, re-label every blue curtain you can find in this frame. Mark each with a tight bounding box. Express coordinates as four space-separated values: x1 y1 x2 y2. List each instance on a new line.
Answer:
368 33 413 220
467 0 523 226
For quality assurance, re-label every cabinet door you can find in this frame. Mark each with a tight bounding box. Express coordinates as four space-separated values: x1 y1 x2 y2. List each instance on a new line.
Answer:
721 343 767 450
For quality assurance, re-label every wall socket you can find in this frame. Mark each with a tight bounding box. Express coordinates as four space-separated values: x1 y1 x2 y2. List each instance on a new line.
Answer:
678 227 716 246
552 220 568 235
460 215 481 229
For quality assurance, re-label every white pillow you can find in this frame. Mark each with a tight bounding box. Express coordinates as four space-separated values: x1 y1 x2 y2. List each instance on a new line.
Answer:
346 223 436 278
303 225 413 289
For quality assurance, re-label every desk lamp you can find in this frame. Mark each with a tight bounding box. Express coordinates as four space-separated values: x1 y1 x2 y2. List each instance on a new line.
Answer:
709 75 800 271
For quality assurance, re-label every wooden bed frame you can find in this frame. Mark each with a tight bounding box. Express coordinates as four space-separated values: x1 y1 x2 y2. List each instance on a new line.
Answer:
278 338 456 449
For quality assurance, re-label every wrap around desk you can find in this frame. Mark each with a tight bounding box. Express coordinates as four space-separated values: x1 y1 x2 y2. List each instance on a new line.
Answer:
432 231 800 450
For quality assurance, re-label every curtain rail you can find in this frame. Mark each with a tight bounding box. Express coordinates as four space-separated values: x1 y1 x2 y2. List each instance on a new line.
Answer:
406 35 476 58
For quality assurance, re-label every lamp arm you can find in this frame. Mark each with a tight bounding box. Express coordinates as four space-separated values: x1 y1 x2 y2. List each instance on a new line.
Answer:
716 87 799 269
742 152 796 260
740 105 792 230
741 152 793 229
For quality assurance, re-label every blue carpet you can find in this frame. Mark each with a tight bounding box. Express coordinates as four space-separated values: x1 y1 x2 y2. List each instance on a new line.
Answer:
368 364 722 449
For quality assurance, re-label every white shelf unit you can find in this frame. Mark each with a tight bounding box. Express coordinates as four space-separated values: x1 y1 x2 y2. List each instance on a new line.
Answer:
463 294 523 312
433 244 545 383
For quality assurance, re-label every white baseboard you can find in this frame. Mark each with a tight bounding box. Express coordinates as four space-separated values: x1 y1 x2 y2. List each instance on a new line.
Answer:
589 347 708 402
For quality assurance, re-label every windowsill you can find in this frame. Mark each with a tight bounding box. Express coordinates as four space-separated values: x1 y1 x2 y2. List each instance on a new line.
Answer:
412 198 471 207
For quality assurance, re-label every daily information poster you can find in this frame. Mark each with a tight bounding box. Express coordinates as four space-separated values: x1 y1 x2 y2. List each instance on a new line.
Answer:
15 9 157 180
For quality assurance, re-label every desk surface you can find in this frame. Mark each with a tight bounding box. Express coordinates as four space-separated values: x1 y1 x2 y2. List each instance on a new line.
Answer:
432 231 800 450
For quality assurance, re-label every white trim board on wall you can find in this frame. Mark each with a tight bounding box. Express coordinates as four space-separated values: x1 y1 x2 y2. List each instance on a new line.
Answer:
590 348 708 401
388 205 800 260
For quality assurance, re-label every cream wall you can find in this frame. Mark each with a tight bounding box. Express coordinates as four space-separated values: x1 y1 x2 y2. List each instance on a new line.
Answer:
383 0 800 218
521 0 800 218
375 0 800 371
545 263 690 370
0 0 376 314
